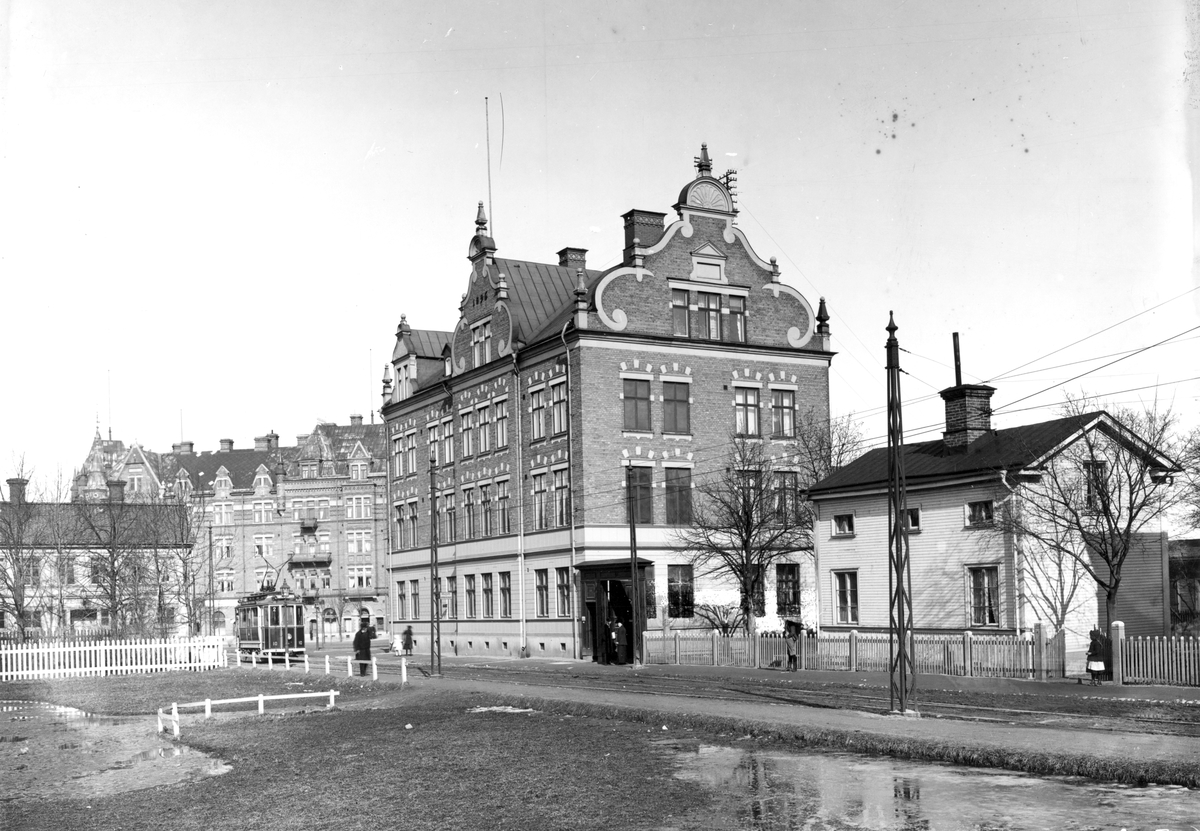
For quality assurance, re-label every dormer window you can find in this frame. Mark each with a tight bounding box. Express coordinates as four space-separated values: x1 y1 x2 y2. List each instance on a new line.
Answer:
253 473 272 490
214 474 232 492
300 462 318 479
444 355 452 376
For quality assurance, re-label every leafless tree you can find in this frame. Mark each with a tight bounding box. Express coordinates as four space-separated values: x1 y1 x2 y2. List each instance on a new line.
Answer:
791 408 866 489
672 437 813 638
995 396 1185 631
0 468 48 639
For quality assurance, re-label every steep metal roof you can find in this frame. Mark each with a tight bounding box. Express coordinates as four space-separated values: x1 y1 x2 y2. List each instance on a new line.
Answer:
408 329 452 358
808 412 1107 496
493 258 601 345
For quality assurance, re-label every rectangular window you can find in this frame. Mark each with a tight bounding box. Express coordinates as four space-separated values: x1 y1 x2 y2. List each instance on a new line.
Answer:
346 530 372 556
213 503 234 526
535 569 549 618
664 467 692 525
834 571 859 625
410 579 420 619
442 419 454 465
906 508 921 532
728 296 746 343
734 388 759 436
663 382 690 434
393 437 404 477
461 411 475 457
553 469 570 527
550 383 568 436
348 566 372 589
479 484 492 536
496 480 511 533
447 576 458 619
668 564 695 618
214 537 233 560
466 575 477 618
833 514 855 536
347 496 373 519
397 581 407 619
530 388 546 441
699 292 721 339
217 570 236 594
252 501 273 523
500 572 512 618
483 573 494 618
477 407 491 453
556 567 571 617
533 472 549 530
967 500 994 528
776 563 802 615
442 492 456 542
623 378 652 432
349 461 368 480
774 471 799 522
428 425 439 467
970 566 1000 626
253 534 274 559
495 401 509 448
472 321 492 365
671 289 690 337
463 488 476 539
407 502 419 548
406 433 417 474
626 466 653 525
771 389 795 438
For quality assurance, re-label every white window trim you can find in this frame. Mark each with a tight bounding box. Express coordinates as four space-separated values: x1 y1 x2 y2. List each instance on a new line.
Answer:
660 461 695 469
731 379 763 388
659 374 692 384
621 460 656 467
832 513 856 537
619 371 654 381
767 382 799 391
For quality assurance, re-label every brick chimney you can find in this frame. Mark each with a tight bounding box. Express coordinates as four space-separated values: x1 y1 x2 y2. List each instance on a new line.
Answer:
107 479 126 503
350 414 363 427
178 441 195 455
6 478 27 505
940 384 996 448
557 247 587 271
622 209 666 263
219 439 234 451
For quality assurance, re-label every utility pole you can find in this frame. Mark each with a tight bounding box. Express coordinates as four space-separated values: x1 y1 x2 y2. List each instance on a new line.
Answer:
886 312 916 713
429 457 442 677
625 467 641 668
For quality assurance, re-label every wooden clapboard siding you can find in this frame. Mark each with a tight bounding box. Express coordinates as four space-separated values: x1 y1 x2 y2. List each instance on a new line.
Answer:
815 481 1015 632
1097 532 1169 637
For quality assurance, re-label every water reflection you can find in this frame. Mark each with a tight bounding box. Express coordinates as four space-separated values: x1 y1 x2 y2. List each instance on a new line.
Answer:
664 740 1200 830
2 699 123 726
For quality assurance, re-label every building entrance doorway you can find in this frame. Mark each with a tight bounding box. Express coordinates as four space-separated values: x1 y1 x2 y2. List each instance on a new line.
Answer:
574 558 653 666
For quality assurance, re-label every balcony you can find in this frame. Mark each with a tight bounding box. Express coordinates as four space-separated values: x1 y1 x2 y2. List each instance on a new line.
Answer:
299 516 319 533
290 552 332 568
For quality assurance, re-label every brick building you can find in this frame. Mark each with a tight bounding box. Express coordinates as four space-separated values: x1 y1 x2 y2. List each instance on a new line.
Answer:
381 146 833 661
69 418 389 642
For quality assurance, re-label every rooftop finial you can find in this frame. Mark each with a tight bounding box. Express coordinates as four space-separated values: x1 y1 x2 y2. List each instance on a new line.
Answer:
695 143 712 177
817 297 831 336
475 201 488 233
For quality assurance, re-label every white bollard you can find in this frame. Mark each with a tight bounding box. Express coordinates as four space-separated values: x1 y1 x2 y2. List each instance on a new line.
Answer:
258 694 265 715
304 654 311 674
372 657 378 681
204 699 212 719
267 653 273 670
157 708 165 734
401 656 407 686
346 656 352 678
324 655 330 675
285 652 291 671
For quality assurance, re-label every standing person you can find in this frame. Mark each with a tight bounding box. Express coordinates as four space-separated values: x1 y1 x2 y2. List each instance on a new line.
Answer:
612 620 627 665
353 618 373 677
784 627 799 672
402 625 414 656
1086 629 1106 686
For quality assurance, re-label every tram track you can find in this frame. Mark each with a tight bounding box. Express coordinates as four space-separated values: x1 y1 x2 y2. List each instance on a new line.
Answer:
373 661 1200 736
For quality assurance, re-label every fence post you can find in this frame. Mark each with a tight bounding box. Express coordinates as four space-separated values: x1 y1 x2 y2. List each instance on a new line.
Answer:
674 631 680 665
204 699 212 719
267 653 273 670
285 652 291 671
372 657 378 681
171 703 180 738
325 655 330 675
157 708 164 734
1110 620 1125 686
963 631 973 677
401 656 408 686
711 630 718 666
258 694 265 715
798 633 806 671
328 690 337 708
1034 622 1046 681
849 630 858 672
346 656 352 678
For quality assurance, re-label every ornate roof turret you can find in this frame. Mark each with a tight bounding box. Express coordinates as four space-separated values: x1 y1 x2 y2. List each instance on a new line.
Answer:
695 143 712 177
676 144 734 214
468 201 497 261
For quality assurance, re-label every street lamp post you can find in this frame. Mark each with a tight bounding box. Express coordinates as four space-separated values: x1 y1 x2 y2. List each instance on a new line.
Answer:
429 455 442 677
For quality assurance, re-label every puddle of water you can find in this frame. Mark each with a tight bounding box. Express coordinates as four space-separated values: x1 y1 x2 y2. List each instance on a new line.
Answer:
661 740 1200 830
2 699 124 726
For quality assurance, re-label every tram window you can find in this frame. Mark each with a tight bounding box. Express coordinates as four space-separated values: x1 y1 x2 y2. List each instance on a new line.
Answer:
282 606 293 625
270 606 280 626
250 608 259 627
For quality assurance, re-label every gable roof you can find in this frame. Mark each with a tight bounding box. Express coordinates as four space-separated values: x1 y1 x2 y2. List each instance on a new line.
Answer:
171 448 287 492
808 411 1110 497
408 328 452 359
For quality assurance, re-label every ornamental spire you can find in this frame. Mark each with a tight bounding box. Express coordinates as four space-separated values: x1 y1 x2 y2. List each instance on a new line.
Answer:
694 143 712 177
475 201 488 234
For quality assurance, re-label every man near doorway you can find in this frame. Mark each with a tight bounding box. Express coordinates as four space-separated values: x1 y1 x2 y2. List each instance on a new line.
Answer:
353 618 373 677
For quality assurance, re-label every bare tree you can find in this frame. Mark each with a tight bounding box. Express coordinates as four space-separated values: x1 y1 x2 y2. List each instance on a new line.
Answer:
1018 522 1092 636
672 437 813 638
995 396 1185 631
1181 424 1200 534
791 408 866 489
0 470 48 639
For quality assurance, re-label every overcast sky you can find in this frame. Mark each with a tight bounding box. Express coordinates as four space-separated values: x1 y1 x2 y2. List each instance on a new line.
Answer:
1 0 1196 491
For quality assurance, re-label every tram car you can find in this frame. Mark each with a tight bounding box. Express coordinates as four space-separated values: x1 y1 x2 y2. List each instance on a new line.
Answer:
235 587 306 660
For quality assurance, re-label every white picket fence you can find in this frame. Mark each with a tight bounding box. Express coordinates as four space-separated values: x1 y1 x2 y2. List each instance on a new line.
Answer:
0 637 226 681
1123 636 1200 686
645 627 1066 681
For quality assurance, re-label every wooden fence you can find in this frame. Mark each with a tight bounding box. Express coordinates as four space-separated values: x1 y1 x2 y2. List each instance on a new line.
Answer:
0 637 226 681
1122 635 1200 686
645 626 1066 681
